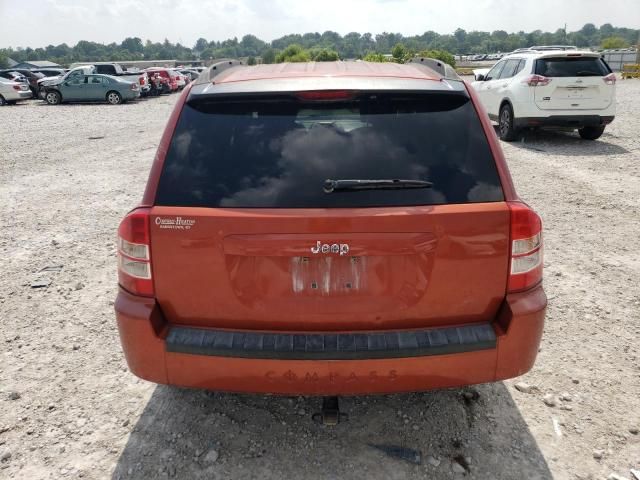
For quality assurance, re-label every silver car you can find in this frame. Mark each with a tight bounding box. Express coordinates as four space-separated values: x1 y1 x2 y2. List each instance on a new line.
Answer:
42 74 140 105
0 79 32 105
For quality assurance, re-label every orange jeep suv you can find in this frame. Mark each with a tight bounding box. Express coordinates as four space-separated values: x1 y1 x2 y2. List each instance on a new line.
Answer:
115 60 546 396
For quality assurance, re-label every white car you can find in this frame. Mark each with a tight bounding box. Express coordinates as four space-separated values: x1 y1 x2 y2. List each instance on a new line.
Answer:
0 79 32 105
169 70 186 90
471 50 616 141
473 68 490 81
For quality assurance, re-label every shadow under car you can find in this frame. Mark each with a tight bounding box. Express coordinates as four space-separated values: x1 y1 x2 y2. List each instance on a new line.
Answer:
112 382 552 480
494 126 629 156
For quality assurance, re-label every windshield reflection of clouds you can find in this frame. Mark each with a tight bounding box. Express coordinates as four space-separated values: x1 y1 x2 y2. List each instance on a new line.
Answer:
158 105 503 208
221 123 440 206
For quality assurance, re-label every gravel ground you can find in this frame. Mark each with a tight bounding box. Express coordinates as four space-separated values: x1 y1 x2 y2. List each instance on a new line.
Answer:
1 81 639 480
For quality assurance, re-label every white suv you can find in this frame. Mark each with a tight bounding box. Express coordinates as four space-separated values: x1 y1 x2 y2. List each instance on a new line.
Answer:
472 50 616 141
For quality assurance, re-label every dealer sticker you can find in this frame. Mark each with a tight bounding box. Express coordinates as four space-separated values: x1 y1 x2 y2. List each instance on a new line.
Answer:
155 216 196 230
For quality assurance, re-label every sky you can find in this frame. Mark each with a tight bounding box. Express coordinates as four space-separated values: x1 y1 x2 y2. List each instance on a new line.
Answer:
1 0 639 49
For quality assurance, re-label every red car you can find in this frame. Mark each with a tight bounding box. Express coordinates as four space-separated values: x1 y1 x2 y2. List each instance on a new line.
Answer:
144 68 178 92
115 60 546 399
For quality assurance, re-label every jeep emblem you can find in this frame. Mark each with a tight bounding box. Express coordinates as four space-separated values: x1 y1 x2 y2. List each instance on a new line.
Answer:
310 241 349 256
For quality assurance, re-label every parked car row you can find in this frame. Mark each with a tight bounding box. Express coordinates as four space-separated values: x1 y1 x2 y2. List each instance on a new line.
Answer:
0 62 202 106
457 47 580 63
455 53 507 62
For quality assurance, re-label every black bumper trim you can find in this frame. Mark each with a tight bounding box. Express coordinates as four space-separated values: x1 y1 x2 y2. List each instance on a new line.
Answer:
165 324 496 360
514 115 614 128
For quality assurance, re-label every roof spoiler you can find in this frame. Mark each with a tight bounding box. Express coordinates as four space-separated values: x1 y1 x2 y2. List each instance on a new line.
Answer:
196 59 244 84
407 57 460 81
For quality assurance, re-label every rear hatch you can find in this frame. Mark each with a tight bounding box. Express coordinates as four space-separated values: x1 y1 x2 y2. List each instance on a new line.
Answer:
533 54 614 111
150 89 511 332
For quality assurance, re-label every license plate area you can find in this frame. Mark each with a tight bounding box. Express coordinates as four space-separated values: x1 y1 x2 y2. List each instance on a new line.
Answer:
557 87 593 99
224 252 432 311
291 255 368 295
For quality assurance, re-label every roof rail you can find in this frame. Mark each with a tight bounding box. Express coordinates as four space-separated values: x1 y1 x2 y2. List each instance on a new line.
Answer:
197 59 244 84
407 57 460 81
531 45 577 51
510 45 578 54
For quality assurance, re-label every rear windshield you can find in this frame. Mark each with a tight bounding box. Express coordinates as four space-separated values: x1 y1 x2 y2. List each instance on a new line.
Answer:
155 93 503 208
535 56 610 77
95 65 115 74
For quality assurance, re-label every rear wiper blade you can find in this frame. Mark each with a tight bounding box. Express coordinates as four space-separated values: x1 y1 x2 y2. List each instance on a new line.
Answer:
324 178 433 193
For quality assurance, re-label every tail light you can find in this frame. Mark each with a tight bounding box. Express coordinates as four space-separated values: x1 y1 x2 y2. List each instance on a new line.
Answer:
296 90 356 101
603 73 616 85
117 208 154 296
13 85 21 91
522 74 551 87
508 202 543 293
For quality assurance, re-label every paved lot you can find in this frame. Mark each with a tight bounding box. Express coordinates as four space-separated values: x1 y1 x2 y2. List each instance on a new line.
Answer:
1 81 639 479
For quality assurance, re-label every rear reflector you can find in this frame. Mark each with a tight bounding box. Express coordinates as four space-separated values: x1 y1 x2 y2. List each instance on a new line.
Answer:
512 232 541 256
118 256 151 279
523 74 551 87
511 248 541 275
508 202 543 292
117 208 154 296
296 90 356 101
118 237 148 260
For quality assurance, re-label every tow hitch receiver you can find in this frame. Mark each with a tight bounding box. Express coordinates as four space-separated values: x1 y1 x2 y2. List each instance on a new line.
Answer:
312 396 348 426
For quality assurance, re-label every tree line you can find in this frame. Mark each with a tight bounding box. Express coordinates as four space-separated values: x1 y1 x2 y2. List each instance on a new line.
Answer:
1 23 637 68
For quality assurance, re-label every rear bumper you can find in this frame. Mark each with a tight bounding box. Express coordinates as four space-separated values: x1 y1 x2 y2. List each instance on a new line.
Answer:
4 90 32 101
515 115 614 129
115 286 546 395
